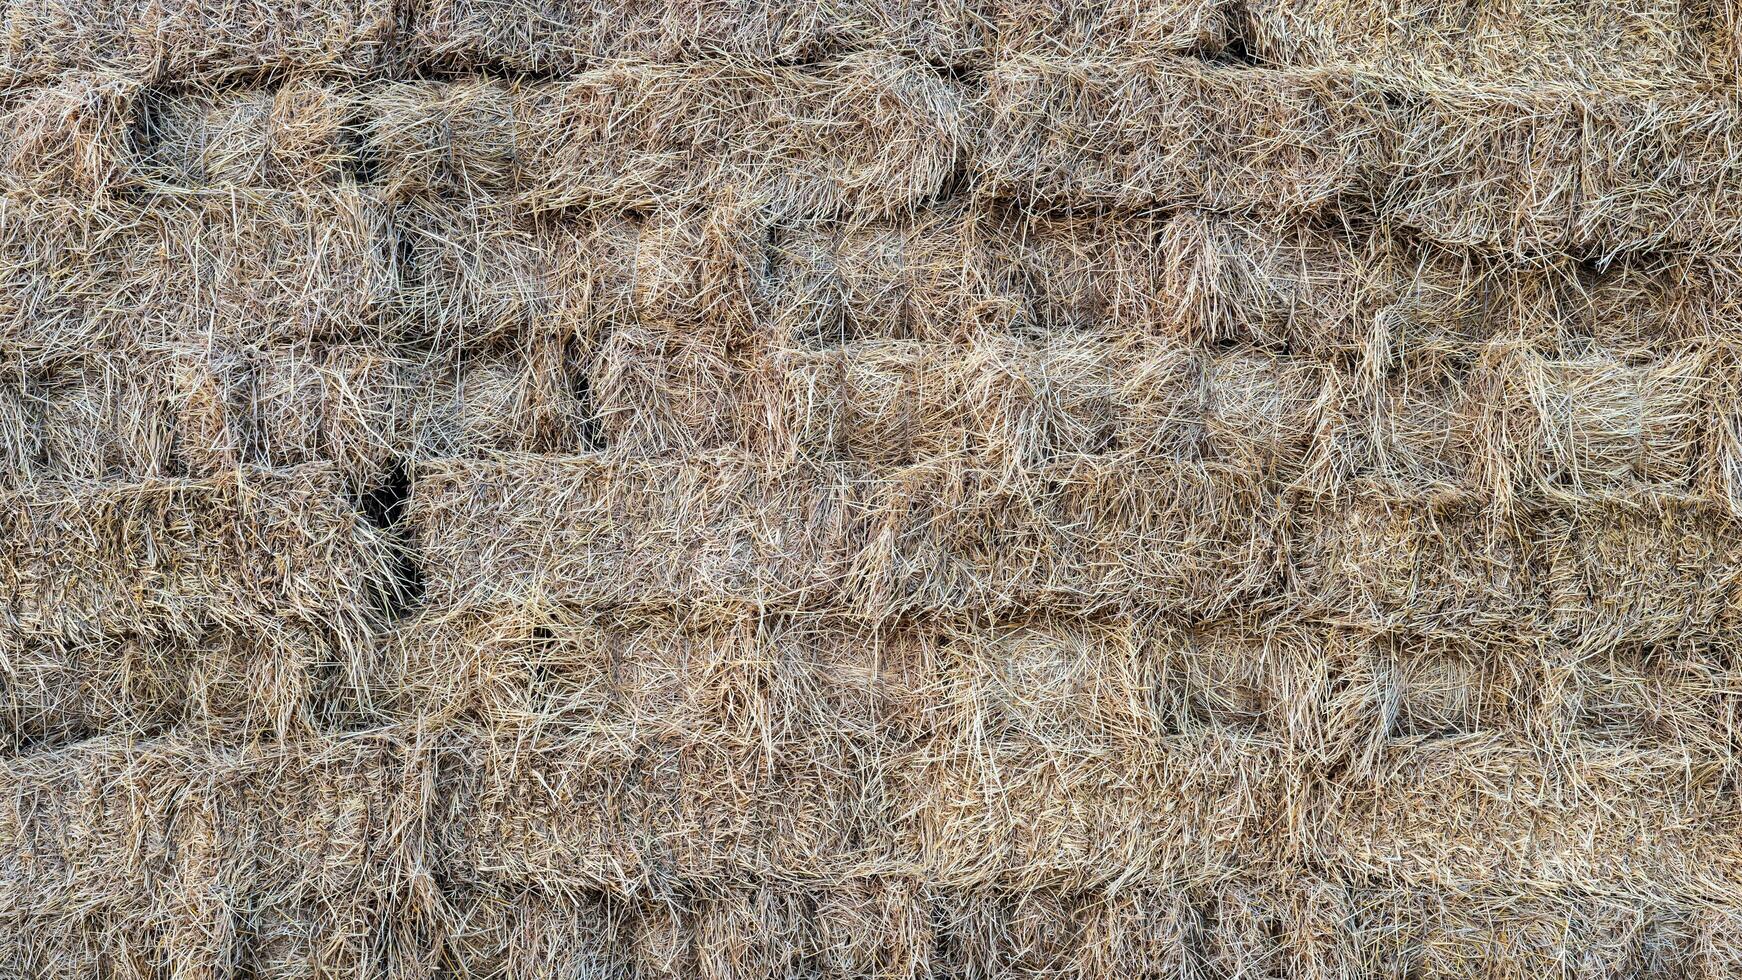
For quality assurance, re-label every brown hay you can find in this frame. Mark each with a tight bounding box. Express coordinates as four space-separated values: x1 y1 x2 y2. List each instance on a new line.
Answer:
409 453 1277 620
980 55 1389 214
399 0 1230 74
1245 0 1717 88
0 190 393 361
0 0 395 84
0 465 390 657
132 82 354 190
0 79 139 195
401 0 984 73
363 57 970 220
10 2 1742 973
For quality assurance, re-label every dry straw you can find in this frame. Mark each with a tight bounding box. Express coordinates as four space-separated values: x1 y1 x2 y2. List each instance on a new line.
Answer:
7 0 1742 975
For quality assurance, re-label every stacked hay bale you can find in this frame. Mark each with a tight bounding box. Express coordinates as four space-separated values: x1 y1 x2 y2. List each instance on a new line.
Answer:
4 0 1742 975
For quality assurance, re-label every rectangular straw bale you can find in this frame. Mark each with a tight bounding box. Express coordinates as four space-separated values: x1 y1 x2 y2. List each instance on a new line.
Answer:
410 454 860 615
1320 738 1742 895
1244 0 1697 87
979 56 1389 214
117 189 395 346
765 205 1732 357
999 210 1174 336
430 887 635 979
1328 353 1484 493
132 82 355 190
850 457 1279 620
511 55 970 219
3 343 409 488
410 454 1276 619
0 78 138 195
764 205 1025 346
984 0 1228 60
0 189 397 354
393 198 564 349
1382 84 1742 257
364 79 518 201
0 0 395 84
0 194 128 360
396 608 918 745
365 65 969 217
923 880 1359 980
588 325 745 455
18 351 177 482
401 0 985 73
0 731 424 977
0 620 356 750
0 464 390 650
432 720 896 894
392 201 658 351
765 337 1330 479
1539 639 1740 757
1287 491 1538 639
765 338 1135 468
170 342 411 489
406 338 591 459
1156 211 1417 354
1534 496 1742 645
1356 889 1706 980
1314 631 1532 761
902 676 1293 888
1472 343 1716 504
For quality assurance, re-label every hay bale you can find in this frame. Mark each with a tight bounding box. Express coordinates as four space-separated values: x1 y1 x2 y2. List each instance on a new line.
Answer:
590 322 742 454
1323 738 1742 894
985 0 1228 60
0 731 426 978
402 0 986 73
1245 0 1703 87
367 60 967 219
391 201 647 352
980 56 1388 213
0 464 390 650
1382 84 1742 256
764 338 1329 479
1288 490 1537 639
364 80 518 201
849 458 1279 618
407 337 590 457
0 194 126 361
133 82 354 190
0 190 393 356
513 55 969 219
0 79 138 195
0 621 352 749
0 344 409 488
1472 343 1715 503
763 205 1024 346
29 353 177 481
117 190 395 347
903 680 1292 887
1535 496 1742 646
1357 889 1699 979
226 343 409 486
409 454 860 615
410 453 1276 620
0 0 394 84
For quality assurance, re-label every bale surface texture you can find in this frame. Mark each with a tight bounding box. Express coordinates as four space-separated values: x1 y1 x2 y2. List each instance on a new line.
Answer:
5 1 1742 977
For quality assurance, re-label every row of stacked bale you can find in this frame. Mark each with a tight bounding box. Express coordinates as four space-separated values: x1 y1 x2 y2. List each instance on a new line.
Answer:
7 0 1742 977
